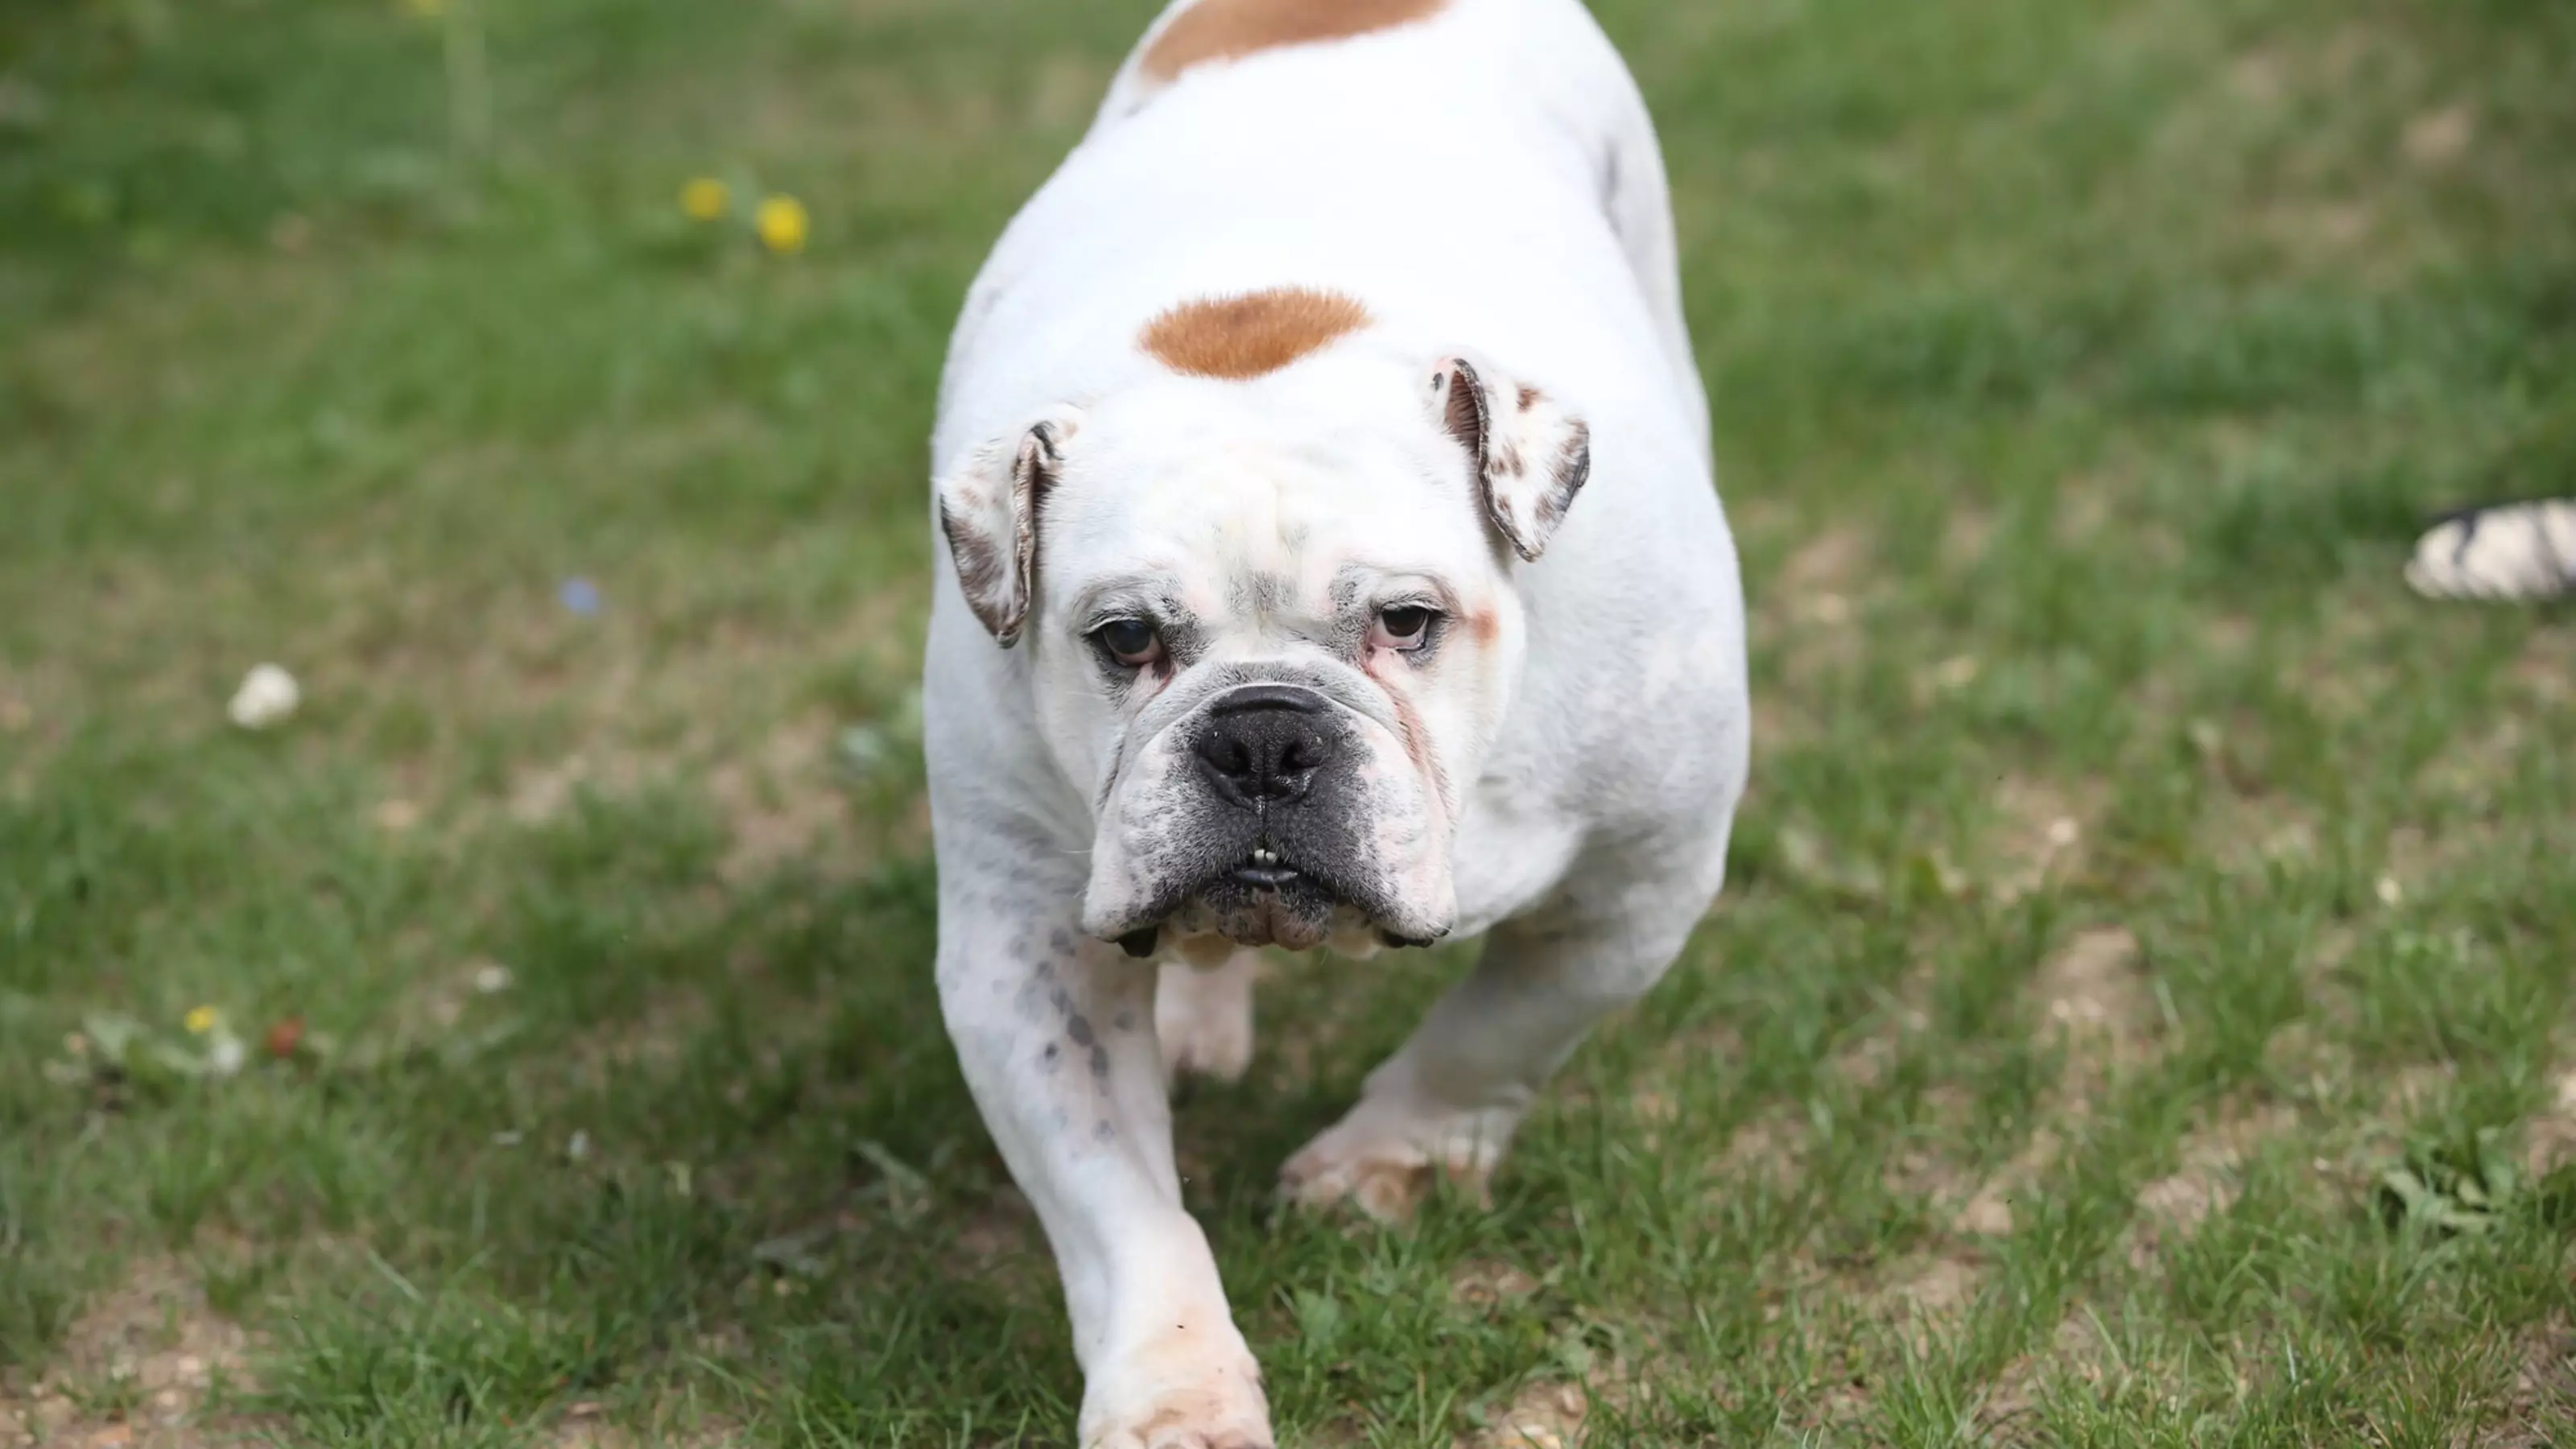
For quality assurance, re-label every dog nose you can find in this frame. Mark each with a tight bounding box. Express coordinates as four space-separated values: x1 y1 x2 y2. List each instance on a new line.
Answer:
1196 687 1334 807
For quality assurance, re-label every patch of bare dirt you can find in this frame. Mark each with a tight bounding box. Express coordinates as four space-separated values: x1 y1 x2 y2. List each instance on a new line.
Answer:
2479 1318 2576 1449
2401 103 2475 167
2412 710 2545 823
2225 48 2285 103
2124 1096 2303 1270
548 1402 749 1449
703 715 858 881
568 985 713 1086
1974 1312 2108 1443
500 696 912 891
1887 1253 1982 1319
1451 1261 1542 1310
2520 1065 2576 1179
2051 468 2128 545
1951 1127 2066 1241
1026 51 1113 131
1853 1249 1994 1362
2331 1061 2463 1187
1756 523 1876 701
1940 508 1995 570
2511 626 2572 707
1465 1377 1590 1449
1832 986 1931 1094
1715 1105 1814 1189
2201 787 2321 877
2261 200 2376 257
1880 1088 1983 1208
1942 926 2165 1239
2159 22 2469 279
1748 692 1818 758
0 1260 258 1449
949 1187 1045 1269
1777 524 1869 601
1987 777 2102 901
2030 927 2161 1072
1623 1088 1683 1150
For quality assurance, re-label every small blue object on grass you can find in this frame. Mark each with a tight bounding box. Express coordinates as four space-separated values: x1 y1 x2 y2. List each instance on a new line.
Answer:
559 577 602 616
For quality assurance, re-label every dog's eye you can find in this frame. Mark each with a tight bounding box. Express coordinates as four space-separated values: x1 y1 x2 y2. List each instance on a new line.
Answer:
1370 605 1436 651
1094 618 1165 667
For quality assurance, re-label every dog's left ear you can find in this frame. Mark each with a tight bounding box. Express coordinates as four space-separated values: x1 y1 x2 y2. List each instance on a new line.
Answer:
1428 356 1591 562
935 406 1083 647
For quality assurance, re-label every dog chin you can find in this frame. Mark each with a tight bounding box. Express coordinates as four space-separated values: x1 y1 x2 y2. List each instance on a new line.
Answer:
1101 854 1447 961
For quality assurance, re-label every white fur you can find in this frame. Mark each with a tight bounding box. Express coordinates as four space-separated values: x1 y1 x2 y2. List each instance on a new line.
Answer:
922 2 1747 1443
1157 954 1259 1087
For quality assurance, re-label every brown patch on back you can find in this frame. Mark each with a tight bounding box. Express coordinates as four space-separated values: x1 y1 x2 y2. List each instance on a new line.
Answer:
1138 0 1448 84
1140 287 1371 379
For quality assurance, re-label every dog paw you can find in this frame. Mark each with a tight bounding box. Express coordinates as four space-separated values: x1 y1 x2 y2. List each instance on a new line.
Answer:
1156 956 1256 1085
1081 1339 1273 1449
1278 1100 1501 1222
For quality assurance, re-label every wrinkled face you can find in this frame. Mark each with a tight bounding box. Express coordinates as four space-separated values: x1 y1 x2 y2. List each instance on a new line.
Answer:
1034 357 1522 958
937 291 1592 959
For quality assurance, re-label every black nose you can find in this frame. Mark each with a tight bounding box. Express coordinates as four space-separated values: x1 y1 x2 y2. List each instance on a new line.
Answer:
1195 687 1335 807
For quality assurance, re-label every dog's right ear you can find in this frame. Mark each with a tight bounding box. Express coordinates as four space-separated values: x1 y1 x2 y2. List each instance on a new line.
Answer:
935 407 1082 648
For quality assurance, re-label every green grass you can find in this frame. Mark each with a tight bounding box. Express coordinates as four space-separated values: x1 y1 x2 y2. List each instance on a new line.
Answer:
4 0 2574 1443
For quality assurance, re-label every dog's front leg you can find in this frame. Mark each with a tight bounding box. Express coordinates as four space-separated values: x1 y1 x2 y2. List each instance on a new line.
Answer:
1281 846 1728 1222
935 855 1272 1449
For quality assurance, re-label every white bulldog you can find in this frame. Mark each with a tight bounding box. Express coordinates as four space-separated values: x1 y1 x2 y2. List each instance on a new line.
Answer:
921 0 1748 1443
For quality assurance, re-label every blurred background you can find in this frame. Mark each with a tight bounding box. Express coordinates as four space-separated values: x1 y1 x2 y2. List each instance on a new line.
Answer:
2 0 2572 1444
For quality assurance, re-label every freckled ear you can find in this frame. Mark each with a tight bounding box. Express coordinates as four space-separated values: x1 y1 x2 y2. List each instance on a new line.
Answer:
1430 356 1591 563
935 407 1082 647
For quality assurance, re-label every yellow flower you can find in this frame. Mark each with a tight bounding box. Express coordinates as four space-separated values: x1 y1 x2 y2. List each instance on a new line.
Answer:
679 177 729 222
754 195 809 255
184 1005 219 1034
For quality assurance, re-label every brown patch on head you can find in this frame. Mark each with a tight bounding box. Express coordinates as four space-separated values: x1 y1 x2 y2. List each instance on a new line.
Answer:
1139 0 1448 84
1139 287 1372 380
1465 608 1501 646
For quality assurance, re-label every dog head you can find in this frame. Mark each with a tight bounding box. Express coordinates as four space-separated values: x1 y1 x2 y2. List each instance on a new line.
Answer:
935 289 1588 958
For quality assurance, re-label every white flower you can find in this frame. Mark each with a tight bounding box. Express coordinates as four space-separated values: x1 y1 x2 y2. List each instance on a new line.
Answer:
227 663 301 729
